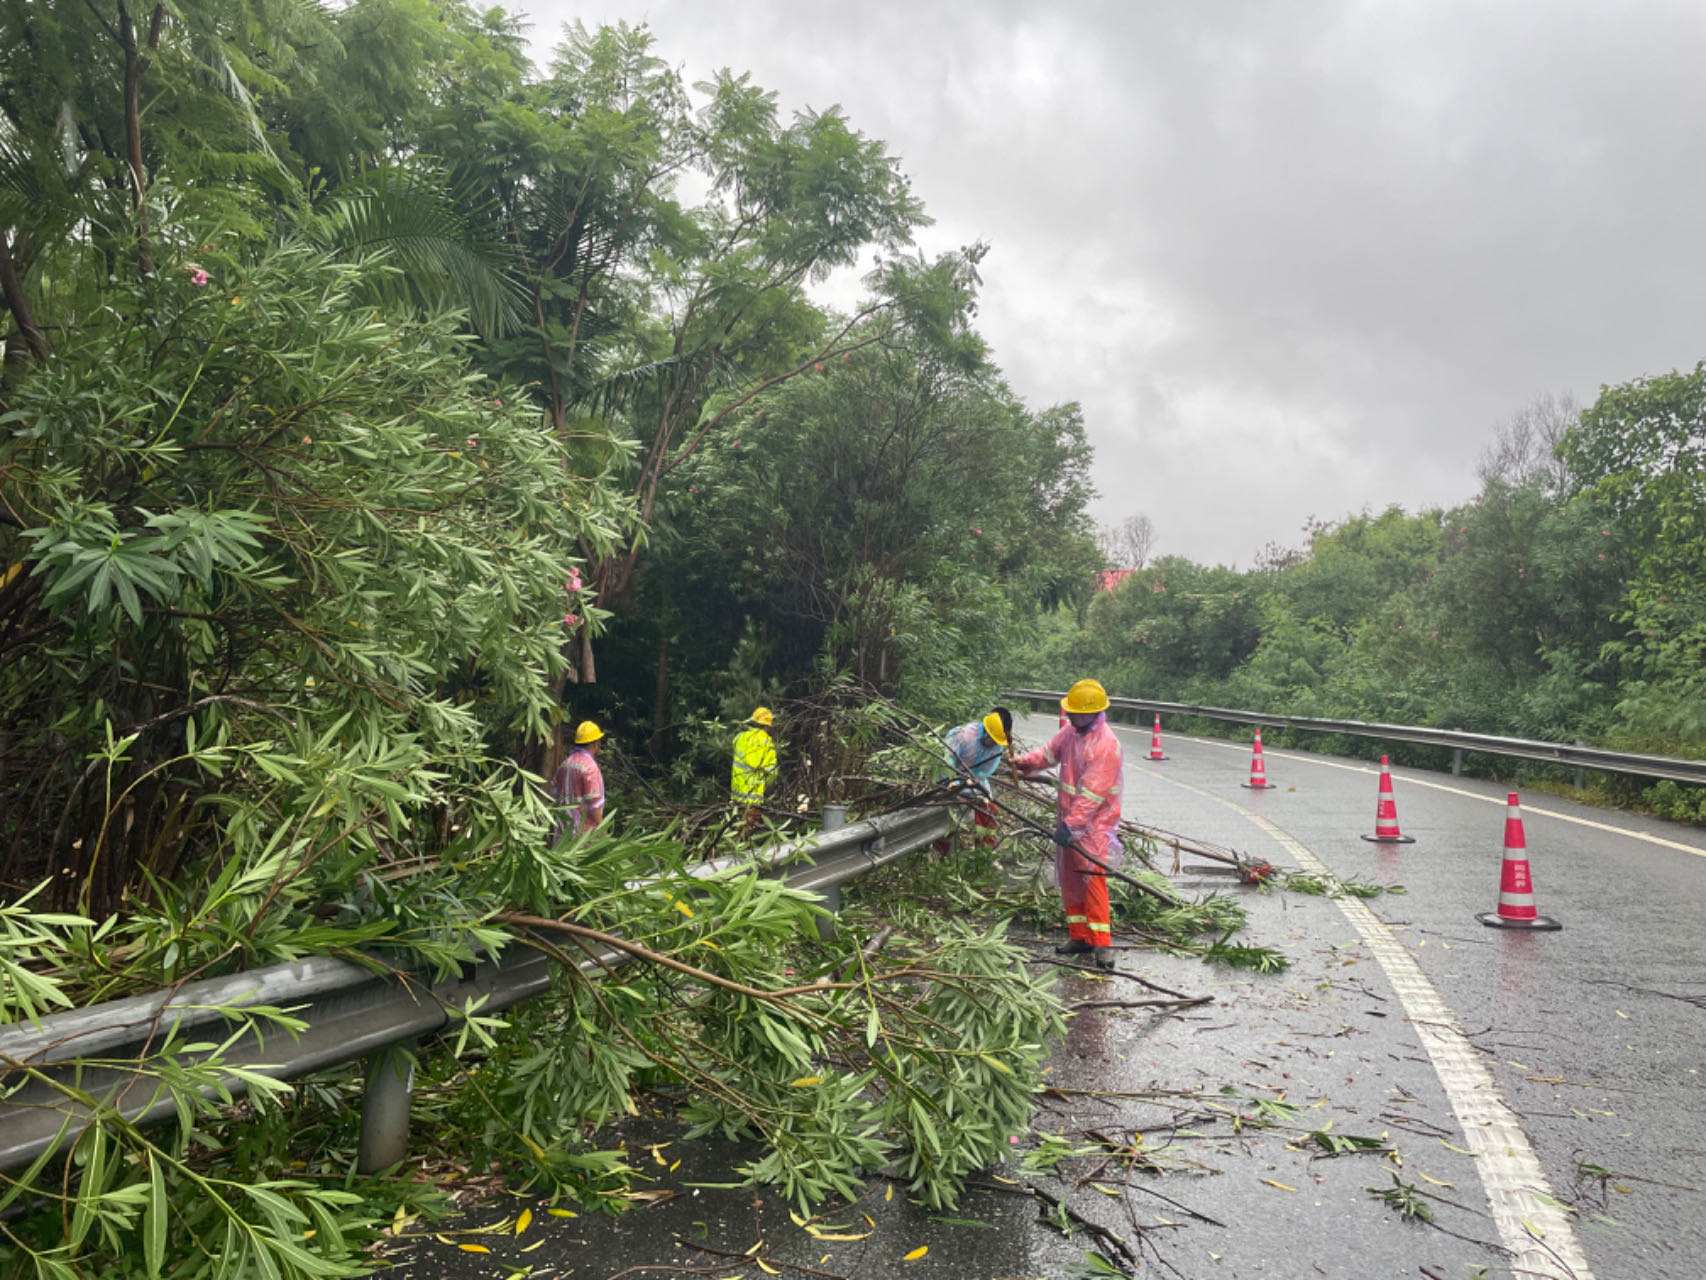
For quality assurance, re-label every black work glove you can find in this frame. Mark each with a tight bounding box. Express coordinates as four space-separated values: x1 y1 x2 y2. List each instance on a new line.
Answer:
1053 821 1074 847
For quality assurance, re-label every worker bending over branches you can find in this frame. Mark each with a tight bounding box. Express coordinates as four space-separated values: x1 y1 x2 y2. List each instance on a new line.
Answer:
933 707 1013 854
731 707 779 834
1013 679 1124 969
551 720 606 839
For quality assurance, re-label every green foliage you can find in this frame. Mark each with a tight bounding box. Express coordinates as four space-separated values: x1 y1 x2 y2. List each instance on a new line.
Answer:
1019 367 1706 783
1367 1174 1436 1223
1 243 628 916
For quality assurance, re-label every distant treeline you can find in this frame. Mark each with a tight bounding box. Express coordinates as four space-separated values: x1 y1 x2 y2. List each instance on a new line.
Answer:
1024 371 1706 821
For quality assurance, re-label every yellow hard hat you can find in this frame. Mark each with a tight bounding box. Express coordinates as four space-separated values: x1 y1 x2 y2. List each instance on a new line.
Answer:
574 720 604 745
981 712 1009 747
1061 679 1110 715
749 707 774 727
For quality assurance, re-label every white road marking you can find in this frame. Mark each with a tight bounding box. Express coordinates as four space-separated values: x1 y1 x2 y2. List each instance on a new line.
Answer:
1083 727 1597 1279
1253 812 1595 1279
1149 729 1706 860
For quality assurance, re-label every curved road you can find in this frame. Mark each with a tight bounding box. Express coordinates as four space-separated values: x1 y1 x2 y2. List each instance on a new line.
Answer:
1047 710 1706 1280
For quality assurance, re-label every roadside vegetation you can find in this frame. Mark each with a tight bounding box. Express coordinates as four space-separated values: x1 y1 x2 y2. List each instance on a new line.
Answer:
0 3 1101 1276
1029 384 1706 819
1 1 1701 1277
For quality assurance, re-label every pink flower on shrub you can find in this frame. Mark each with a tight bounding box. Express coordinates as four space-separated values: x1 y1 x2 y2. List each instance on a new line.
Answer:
970 527 982 535
188 267 209 287
563 613 580 628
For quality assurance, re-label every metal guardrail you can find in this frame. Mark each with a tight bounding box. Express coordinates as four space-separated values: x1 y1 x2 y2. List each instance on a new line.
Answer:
1005 688 1706 785
0 805 949 1175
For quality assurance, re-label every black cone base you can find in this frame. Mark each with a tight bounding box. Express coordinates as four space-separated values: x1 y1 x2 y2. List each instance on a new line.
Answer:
1477 912 1562 931
1147 754 1169 761
1360 834 1417 844
1241 782 1273 790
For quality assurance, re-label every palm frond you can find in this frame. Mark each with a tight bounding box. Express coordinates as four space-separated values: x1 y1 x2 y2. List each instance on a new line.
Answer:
312 161 528 338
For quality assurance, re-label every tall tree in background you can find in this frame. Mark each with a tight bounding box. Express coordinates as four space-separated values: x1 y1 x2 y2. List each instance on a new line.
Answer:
1561 363 1706 745
423 23 931 683
1478 391 1579 491
1099 512 1155 570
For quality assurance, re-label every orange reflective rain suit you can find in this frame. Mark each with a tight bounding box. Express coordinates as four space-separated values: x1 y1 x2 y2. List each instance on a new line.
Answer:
1013 713 1124 950
550 747 604 839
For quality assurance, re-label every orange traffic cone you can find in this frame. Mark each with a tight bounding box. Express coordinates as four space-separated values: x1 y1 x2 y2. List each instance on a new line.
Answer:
1240 728 1272 789
1360 756 1414 844
1477 792 1560 930
1147 714 1168 761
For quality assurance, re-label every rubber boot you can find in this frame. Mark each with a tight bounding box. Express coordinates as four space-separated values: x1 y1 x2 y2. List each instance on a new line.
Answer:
1092 948 1116 971
1054 939 1092 956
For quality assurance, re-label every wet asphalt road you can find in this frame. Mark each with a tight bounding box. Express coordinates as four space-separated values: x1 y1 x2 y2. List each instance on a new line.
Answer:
384 715 1705 1280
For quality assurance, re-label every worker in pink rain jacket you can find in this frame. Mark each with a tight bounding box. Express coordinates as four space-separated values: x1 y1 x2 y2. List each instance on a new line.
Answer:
1012 679 1123 969
550 720 606 839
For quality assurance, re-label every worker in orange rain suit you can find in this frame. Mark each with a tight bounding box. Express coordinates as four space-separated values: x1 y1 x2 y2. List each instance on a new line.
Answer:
550 720 606 840
1012 679 1124 970
933 708 1014 854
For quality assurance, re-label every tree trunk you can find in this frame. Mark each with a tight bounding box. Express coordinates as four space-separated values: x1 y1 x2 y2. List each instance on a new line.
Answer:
116 2 165 280
577 626 597 684
0 230 49 361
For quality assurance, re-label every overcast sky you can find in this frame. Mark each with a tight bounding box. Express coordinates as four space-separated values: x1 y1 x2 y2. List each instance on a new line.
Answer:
532 1 1706 565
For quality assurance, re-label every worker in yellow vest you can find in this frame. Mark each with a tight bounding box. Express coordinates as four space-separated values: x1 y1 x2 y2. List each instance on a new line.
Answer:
731 707 778 833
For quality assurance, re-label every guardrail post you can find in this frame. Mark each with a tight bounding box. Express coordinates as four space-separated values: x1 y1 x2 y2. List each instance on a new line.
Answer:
1451 748 1463 777
357 1042 417 1174
816 805 846 941
1573 741 1586 790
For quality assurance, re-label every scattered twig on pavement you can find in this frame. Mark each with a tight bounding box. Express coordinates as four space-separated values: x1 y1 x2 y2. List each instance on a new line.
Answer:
673 1236 855 1280
966 1178 1142 1274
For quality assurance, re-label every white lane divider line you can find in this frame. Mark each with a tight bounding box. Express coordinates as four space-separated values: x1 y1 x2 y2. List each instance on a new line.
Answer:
1119 753 1596 1280
1146 729 1706 860
1253 816 1592 1280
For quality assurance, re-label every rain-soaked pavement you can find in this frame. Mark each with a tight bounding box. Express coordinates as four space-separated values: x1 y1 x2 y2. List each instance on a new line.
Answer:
382 714 1705 1280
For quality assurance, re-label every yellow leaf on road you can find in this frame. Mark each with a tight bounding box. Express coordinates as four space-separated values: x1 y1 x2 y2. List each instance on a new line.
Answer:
458 1243 491 1253
547 1208 578 1218
757 1263 782 1276
885 1183 894 1202
1417 1172 1454 1188
1261 1179 1297 1192
904 1245 928 1261
516 1209 532 1234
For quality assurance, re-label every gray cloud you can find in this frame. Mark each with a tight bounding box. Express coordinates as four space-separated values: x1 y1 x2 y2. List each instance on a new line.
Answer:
540 0 1706 564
